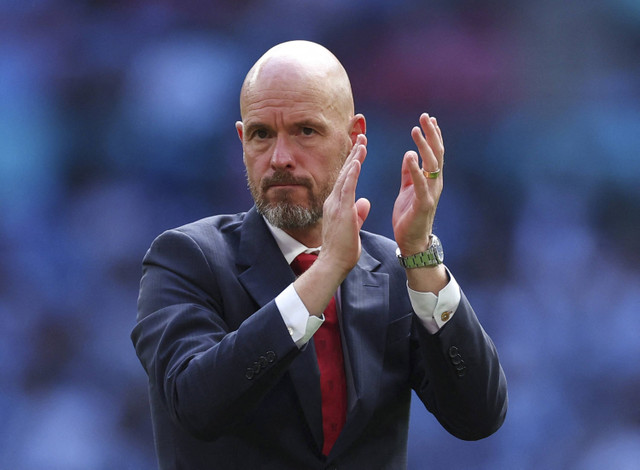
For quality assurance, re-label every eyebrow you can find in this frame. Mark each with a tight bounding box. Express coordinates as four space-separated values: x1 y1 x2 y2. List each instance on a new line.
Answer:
243 121 271 137
244 118 329 137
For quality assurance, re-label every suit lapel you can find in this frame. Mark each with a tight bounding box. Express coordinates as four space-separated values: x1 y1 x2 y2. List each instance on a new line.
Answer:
236 208 294 308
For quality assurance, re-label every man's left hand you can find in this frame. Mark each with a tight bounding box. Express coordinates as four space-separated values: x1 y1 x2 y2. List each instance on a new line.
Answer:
392 113 444 256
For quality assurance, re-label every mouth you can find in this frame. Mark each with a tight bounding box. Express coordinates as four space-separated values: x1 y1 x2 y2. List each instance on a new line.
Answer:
265 184 308 199
262 173 312 192
268 183 303 189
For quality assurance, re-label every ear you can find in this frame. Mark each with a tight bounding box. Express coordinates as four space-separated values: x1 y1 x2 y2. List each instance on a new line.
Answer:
235 121 244 141
349 114 366 145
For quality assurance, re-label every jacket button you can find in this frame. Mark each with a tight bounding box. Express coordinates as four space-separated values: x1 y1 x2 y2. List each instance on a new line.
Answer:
266 351 276 363
451 355 463 366
448 346 459 358
245 368 255 380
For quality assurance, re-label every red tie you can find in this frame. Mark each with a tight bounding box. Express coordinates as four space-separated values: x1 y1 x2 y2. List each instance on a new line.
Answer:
291 253 347 456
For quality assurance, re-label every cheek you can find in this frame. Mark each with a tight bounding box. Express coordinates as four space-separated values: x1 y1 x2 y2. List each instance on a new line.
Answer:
243 159 263 193
243 150 267 176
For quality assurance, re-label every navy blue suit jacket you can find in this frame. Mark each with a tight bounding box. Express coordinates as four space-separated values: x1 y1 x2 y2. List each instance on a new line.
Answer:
132 207 507 469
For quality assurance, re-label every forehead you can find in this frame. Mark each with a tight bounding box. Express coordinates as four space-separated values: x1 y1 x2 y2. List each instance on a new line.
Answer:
241 60 346 124
243 87 334 126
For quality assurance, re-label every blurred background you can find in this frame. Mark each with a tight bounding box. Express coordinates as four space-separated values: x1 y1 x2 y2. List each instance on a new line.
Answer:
1 0 639 468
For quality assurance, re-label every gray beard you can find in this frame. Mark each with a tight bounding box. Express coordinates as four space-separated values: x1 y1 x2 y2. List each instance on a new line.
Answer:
248 172 327 230
246 156 343 231
256 201 322 230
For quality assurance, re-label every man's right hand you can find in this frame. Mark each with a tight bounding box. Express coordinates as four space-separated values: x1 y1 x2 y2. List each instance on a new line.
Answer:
318 133 370 278
293 134 370 316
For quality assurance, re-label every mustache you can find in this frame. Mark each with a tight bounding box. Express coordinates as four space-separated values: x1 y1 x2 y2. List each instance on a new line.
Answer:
261 171 313 191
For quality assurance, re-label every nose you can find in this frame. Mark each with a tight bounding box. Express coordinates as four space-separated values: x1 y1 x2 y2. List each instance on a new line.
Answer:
270 134 296 170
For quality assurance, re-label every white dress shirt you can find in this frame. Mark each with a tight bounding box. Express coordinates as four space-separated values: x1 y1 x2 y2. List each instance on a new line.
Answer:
265 220 461 347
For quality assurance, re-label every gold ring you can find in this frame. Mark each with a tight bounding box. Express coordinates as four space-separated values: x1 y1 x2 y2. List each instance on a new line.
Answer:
423 168 441 179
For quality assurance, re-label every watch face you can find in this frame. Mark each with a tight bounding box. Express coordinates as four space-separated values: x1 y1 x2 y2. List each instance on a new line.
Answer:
431 235 444 263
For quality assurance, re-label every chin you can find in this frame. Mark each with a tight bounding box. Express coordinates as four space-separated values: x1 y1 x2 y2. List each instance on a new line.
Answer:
264 189 312 207
258 201 321 230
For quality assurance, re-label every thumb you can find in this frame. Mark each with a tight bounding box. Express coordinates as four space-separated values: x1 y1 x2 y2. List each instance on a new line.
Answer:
355 198 371 230
401 151 419 188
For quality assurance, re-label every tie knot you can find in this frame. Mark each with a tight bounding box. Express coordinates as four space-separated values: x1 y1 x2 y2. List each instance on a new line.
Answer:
291 252 318 275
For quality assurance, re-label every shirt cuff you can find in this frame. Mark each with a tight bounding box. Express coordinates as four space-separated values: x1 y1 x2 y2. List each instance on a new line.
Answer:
275 284 324 348
407 266 461 334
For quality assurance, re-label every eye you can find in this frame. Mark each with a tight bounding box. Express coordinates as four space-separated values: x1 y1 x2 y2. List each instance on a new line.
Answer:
301 127 315 136
254 128 269 139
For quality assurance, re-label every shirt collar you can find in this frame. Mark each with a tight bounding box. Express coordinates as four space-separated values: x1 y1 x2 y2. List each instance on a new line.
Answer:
263 217 321 265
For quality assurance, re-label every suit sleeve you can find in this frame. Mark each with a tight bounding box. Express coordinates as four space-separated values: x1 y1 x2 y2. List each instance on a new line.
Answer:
409 289 508 440
131 229 300 441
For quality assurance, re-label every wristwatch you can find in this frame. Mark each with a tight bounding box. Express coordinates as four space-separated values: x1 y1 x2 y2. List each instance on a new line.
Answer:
396 234 444 268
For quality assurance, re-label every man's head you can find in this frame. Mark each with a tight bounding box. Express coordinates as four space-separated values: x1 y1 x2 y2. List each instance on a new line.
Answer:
236 41 365 232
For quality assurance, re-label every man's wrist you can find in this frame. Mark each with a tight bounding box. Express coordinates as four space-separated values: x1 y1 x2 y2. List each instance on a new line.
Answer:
276 284 324 347
396 234 444 269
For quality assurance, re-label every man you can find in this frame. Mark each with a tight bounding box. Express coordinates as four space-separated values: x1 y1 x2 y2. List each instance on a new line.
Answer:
132 40 507 469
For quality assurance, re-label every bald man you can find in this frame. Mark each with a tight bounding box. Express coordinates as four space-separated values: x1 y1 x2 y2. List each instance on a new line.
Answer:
132 41 507 470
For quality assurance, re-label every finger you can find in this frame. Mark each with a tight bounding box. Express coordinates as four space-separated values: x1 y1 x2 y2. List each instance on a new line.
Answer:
353 134 367 165
340 158 362 206
400 151 417 189
355 197 371 229
406 151 429 200
343 134 367 168
333 137 366 196
431 116 443 143
411 125 438 174
419 113 442 149
419 113 444 170
422 114 443 146
341 135 367 178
